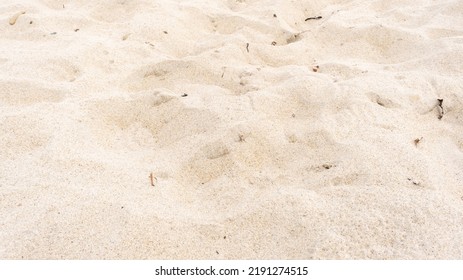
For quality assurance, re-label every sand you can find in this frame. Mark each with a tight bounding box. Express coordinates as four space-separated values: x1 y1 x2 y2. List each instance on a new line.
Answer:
1 0 463 259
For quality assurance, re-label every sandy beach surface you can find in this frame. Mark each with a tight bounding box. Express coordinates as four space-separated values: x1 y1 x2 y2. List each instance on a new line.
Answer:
1 0 463 259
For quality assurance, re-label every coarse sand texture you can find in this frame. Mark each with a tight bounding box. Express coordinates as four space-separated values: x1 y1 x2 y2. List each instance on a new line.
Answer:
1 0 463 259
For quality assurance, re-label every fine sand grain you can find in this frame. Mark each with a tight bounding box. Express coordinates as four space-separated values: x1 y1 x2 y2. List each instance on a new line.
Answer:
1 0 463 259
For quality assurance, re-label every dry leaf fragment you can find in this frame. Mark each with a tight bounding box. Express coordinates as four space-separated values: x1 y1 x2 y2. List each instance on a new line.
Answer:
149 172 156 187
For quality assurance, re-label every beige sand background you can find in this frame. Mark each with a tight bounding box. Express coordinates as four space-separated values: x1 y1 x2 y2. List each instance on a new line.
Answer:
1 0 463 259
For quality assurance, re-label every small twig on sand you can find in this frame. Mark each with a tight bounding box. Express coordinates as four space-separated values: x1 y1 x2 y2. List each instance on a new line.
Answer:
246 43 249 53
305 16 322 21
9 11 25 25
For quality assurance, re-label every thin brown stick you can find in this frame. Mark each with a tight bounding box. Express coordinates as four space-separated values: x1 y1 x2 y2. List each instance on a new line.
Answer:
305 16 322 21
149 172 156 187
